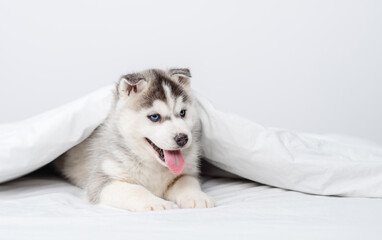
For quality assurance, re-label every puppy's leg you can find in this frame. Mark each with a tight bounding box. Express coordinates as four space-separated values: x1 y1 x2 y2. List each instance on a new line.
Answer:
164 175 215 209
97 181 177 211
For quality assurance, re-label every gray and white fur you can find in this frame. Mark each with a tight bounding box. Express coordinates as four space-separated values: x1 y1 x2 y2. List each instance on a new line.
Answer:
55 68 214 211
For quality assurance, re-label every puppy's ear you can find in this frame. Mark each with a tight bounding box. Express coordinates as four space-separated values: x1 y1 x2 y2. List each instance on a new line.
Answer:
169 68 191 86
118 73 147 97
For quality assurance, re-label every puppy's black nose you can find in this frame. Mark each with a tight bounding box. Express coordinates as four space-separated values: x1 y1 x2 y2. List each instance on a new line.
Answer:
174 133 188 147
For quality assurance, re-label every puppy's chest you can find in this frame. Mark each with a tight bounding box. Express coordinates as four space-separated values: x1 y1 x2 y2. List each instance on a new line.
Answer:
135 166 176 197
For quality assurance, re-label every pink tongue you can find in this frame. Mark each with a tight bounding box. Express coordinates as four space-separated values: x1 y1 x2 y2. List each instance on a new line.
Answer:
163 150 185 174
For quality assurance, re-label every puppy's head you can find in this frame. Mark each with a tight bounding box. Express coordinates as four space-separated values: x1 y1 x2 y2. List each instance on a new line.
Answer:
114 68 197 174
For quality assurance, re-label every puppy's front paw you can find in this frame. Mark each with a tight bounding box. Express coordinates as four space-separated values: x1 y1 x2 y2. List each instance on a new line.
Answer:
98 181 178 212
135 198 178 212
176 191 215 209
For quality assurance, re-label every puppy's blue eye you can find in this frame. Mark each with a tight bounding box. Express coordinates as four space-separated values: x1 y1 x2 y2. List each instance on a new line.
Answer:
180 109 186 117
148 114 161 122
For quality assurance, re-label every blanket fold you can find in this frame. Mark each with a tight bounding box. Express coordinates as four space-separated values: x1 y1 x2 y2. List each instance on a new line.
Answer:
196 94 382 197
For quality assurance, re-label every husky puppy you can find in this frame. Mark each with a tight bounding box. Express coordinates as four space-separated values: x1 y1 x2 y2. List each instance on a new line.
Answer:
55 68 214 211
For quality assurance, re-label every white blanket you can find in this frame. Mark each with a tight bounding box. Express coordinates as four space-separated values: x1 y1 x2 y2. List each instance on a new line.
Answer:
1 86 382 197
1 174 382 240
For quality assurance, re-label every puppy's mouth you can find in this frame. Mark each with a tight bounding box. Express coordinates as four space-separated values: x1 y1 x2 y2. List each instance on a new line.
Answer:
145 138 185 174
145 138 165 161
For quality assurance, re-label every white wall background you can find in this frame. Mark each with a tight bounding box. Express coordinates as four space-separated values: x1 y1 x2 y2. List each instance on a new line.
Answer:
1 0 381 143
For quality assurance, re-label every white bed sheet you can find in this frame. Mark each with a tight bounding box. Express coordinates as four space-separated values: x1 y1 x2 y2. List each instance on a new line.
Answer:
1 174 381 240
